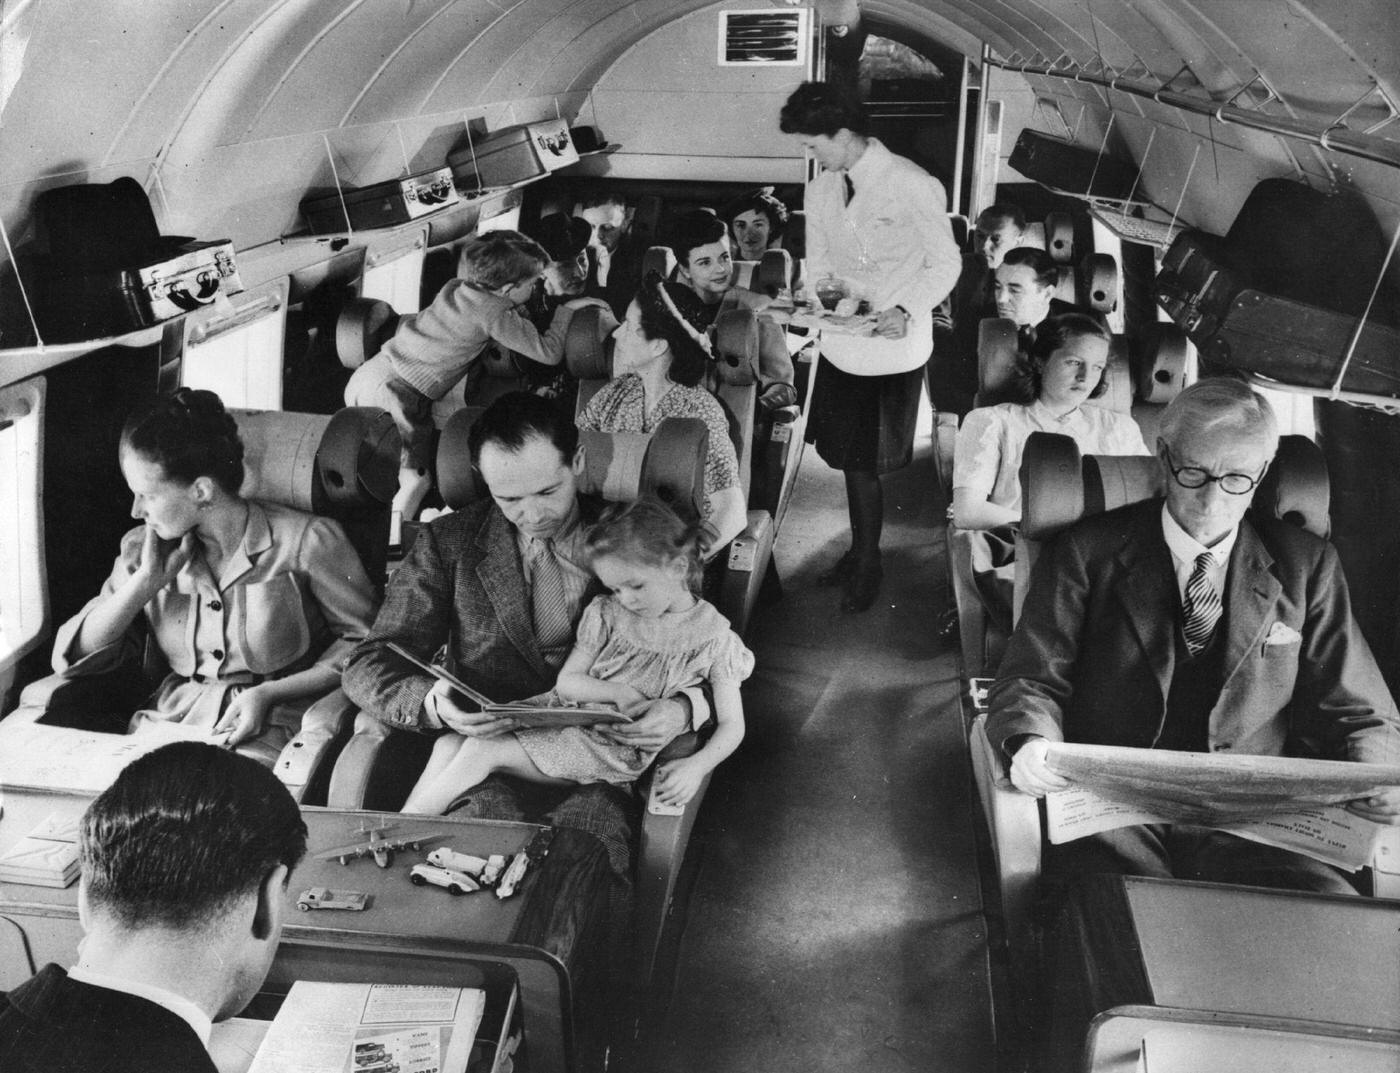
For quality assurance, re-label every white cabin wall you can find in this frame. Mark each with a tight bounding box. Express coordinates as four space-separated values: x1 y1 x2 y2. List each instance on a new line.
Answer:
582 1 807 184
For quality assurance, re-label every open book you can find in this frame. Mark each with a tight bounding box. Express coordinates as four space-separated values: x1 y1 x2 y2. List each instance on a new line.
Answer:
388 643 629 728
240 982 485 1073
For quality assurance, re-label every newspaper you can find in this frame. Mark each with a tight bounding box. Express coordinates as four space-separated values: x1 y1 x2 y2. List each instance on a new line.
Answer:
246 982 484 1073
1042 743 1400 871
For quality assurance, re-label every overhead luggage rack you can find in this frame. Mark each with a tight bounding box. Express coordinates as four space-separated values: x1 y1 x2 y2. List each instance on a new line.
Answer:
1086 198 1189 251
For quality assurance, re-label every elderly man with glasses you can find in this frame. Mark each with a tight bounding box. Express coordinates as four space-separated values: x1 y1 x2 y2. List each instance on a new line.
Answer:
986 377 1400 895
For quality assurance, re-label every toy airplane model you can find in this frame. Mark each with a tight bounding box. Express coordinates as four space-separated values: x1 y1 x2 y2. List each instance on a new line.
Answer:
313 819 445 869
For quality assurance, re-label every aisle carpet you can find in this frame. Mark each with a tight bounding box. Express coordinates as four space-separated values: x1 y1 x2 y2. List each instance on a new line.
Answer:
627 430 996 1072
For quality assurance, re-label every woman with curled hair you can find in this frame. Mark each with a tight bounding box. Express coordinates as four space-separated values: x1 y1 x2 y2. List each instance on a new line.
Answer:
951 314 1149 627
722 187 789 262
53 388 377 765
577 272 747 551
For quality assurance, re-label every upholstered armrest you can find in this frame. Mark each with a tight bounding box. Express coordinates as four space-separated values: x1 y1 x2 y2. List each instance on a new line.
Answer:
968 713 1042 961
634 725 716 986
273 687 356 803
326 710 396 808
14 669 147 732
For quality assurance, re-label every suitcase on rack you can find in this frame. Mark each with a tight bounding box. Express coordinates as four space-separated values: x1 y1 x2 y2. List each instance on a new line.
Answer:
1008 130 1139 201
447 125 547 193
301 167 459 235
27 177 243 343
1154 231 1242 340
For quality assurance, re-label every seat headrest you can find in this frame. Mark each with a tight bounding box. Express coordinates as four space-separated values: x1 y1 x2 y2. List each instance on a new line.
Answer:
234 407 401 511
642 245 678 282
1019 432 1329 542
1253 434 1330 538
1134 324 1188 405
563 302 614 381
1079 253 1118 314
434 411 708 523
336 298 400 370
1092 338 1134 414
1044 211 1074 263
436 406 488 508
712 308 760 386
977 317 1022 403
947 213 969 250
578 418 706 522
756 248 794 296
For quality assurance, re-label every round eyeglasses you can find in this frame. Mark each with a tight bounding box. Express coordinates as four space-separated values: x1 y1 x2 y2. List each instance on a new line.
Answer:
1163 447 1264 496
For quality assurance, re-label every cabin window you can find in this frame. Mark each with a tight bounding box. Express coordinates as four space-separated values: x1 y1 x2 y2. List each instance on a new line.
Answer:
180 280 289 411
362 231 428 315
0 378 49 674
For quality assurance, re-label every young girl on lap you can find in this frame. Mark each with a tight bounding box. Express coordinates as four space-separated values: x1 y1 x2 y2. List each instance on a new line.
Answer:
403 497 752 815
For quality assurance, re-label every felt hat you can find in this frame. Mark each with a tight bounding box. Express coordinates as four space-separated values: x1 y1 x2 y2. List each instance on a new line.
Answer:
529 213 593 262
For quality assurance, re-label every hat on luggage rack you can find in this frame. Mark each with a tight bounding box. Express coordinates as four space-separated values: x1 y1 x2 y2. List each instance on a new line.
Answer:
528 213 593 262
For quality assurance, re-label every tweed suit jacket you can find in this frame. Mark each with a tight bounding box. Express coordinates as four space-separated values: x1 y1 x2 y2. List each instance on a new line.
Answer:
342 496 603 731
987 498 1400 765
0 965 216 1073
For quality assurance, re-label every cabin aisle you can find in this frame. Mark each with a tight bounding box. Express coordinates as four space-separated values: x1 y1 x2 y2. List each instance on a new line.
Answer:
625 425 995 1071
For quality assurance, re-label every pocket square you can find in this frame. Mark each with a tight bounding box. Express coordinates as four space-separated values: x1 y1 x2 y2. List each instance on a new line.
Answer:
1263 622 1302 646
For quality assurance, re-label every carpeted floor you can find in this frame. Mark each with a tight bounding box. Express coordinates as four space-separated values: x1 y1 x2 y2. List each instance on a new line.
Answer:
624 425 997 1072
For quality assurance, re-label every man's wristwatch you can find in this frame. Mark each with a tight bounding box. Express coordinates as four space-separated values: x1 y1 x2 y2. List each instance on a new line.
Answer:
893 304 911 322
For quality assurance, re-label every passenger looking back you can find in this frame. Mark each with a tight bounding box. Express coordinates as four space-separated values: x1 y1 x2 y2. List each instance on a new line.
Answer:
951 314 1148 631
930 202 1026 417
670 209 797 410
721 186 790 263
575 187 647 320
402 497 751 816
53 389 377 766
988 378 1400 896
578 272 747 552
344 230 574 520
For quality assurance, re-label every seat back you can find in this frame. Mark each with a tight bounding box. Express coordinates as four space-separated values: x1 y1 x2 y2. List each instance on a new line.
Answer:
975 318 1133 413
434 406 706 526
1013 431 1328 624
233 407 401 584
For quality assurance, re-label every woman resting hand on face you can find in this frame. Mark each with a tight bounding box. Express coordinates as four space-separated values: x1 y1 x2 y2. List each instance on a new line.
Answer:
52 388 377 765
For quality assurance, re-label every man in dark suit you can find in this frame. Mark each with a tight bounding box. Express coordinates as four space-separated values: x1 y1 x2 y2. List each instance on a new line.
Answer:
341 393 698 900
930 203 1026 417
987 377 1400 893
0 743 307 1072
575 188 646 319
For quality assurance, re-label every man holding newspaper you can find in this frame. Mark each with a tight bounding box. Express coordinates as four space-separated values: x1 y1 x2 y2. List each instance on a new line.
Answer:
987 378 1400 894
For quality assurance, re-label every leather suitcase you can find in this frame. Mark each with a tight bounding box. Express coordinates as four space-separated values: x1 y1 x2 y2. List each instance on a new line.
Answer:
1008 129 1139 200
301 167 459 234
27 177 243 343
448 125 546 193
1154 231 1242 340
1200 290 1400 399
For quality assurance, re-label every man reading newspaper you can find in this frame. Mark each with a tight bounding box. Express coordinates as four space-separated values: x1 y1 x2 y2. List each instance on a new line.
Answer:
987 378 1400 895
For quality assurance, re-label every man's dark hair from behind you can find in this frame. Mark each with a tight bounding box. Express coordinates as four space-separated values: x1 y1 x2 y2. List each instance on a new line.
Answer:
778 80 869 137
80 742 308 931
466 391 579 468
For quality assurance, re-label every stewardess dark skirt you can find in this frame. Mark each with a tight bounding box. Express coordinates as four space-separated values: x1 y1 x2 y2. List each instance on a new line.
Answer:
806 356 925 474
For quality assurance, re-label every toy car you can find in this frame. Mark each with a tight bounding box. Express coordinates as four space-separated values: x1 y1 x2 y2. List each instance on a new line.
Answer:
408 862 481 895
295 887 369 912
426 847 508 886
